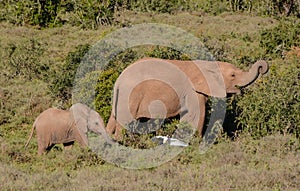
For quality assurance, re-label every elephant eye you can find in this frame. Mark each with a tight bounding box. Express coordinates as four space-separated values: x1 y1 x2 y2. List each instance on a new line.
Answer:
95 122 99 125
231 73 235 77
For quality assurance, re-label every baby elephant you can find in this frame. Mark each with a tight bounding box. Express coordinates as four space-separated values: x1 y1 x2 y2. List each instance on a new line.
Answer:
25 103 111 155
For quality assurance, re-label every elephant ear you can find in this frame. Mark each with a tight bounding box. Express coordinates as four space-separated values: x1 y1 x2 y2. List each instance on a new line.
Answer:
172 61 226 98
70 103 90 146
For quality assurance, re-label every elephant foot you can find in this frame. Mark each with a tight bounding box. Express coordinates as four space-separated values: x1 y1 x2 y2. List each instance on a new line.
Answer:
199 119 223 154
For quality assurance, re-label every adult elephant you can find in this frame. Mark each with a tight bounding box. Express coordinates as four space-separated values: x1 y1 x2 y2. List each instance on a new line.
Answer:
25 103 111 155
106 58 269 139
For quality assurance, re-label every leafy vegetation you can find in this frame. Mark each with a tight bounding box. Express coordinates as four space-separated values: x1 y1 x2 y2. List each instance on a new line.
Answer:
0 0 63 27
0 1 299 190
50 44 90 102
0 0 118 28
236 57 300 138
260 18 300 58
0 0 299 29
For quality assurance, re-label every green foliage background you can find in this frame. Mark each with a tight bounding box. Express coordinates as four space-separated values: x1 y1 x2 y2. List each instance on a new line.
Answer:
1 0 300 29
236 57 299 138
260 18 300 58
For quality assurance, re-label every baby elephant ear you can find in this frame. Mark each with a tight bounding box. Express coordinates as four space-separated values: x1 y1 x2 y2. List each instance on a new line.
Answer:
70 103 90 146
191 61 226 98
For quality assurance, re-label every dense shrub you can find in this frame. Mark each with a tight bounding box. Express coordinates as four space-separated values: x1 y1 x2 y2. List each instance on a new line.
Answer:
50 44 90 102
0 0 63 27
260 19 300 58
95 69 119 123
259 0 300 17
121 0 300 16
0 0 118 28
194 0 229 15
228 0 300 16
30 0 63 27
65 0 118 29
1 0 299 29
236 57 299 138
145 46 190 60
95 49 138 123
128 0 194 14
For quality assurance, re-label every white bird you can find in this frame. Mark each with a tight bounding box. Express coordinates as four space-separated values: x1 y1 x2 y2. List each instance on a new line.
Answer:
152 136 188 147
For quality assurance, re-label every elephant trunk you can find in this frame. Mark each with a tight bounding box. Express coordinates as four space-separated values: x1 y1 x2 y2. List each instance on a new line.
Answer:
238 60 269 87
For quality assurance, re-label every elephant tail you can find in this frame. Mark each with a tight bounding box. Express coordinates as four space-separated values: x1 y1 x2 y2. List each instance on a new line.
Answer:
24 119 37 148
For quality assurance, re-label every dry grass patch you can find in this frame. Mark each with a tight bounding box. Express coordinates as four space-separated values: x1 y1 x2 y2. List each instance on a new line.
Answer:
1 134 298 190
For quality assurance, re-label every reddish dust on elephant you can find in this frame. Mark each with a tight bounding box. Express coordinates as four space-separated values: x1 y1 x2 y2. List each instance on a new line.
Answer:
106 58 269 139
25 103 111 155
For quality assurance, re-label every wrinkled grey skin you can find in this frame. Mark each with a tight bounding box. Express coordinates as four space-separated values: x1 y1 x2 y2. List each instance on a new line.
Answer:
106 58 269 139
25 103 111 155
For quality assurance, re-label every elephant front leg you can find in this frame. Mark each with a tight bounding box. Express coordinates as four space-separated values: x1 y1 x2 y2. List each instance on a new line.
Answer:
38 146 47 155
199 98 226 153
179 94 206 137
37 136 51 155
197 95 207 137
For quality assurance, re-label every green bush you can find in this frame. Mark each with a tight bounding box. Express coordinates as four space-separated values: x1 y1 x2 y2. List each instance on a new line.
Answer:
145 46 190 60
0 0 118 28
195 0 229 15
50 44 90 102
66 0 118 29
127 0 300 17
30 0 63 27
227 0 300 16
94 69 119 123
1 0 299 29
128 0 193 14
236 57 300 138
258 0 300 17
260 19 300 58
95 49 138 123
0 0 63 27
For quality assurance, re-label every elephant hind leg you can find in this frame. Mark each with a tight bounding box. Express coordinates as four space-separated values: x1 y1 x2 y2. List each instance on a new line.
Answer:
38 144 53 155
106 113 117 135
63 141 74 150
114 122 124 141
38 147 46 155
106 113 127 141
